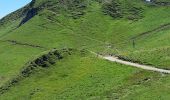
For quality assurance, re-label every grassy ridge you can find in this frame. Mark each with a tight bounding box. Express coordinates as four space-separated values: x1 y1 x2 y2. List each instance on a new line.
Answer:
0 49 163 100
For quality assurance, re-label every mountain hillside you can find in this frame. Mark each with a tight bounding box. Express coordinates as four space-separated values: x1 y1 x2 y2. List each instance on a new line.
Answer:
0 0 170 99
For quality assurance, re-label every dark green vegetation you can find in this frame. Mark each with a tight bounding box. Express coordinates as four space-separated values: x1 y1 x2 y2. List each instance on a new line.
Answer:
102 0 144 20
0 0 170 99
152 0 170 6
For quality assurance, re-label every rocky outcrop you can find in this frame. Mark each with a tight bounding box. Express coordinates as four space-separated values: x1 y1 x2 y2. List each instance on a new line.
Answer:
19 8 38 26
19 0 37 26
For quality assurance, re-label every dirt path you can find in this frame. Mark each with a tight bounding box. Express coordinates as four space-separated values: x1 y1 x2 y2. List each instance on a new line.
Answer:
104 56 170 74
89 50 170 73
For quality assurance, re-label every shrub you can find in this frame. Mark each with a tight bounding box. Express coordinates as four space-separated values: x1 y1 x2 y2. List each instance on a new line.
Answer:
102 0 123 18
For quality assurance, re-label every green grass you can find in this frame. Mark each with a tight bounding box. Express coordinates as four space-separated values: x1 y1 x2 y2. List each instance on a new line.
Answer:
0 50 165 100
1 1 170 69
0 41 43 86
0 0 170 99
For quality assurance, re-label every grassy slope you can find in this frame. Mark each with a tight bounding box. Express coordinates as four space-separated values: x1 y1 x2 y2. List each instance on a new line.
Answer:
1 1 170 68
0 19 20 38
0 0 170 99
0 41 43 86
0 51 165 100
120 10 170 68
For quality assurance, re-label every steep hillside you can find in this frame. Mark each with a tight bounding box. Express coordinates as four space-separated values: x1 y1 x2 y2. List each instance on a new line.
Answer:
0 4 28 37
1 0 170 67
0 0 170 99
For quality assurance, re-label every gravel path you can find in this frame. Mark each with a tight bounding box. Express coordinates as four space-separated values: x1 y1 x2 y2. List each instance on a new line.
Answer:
104 56 170 74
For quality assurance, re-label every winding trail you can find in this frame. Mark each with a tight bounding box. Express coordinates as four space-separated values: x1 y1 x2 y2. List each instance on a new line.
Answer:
104 56 170 74
89 51 170 74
